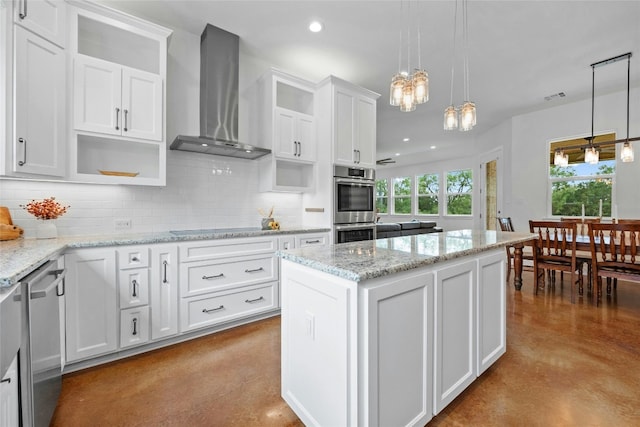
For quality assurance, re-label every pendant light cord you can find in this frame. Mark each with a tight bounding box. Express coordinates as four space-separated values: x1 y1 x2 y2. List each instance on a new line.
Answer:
449 0 458 105
463 0 470 101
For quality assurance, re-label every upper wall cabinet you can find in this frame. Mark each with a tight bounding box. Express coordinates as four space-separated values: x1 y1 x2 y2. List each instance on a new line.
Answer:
252 69 316 192
67 4 171 186
318 76 379 169
14 0 67 48
13 25 66 177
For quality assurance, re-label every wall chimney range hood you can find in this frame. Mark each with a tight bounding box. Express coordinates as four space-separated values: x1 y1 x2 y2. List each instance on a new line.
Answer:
170 24 270 159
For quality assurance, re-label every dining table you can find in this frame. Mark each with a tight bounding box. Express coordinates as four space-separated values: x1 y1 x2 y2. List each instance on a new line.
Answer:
510 234 602 291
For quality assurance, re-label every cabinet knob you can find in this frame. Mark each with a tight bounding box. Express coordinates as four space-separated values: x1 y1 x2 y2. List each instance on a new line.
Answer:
131 256 139 262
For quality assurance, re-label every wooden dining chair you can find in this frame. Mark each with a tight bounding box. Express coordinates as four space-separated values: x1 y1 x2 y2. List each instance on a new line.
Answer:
560 217 601 290
588 222 640 301
497 217 533 281
529 220 583 303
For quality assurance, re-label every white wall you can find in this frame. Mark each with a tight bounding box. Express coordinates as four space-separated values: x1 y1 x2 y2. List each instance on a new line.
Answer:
0 27 303 238
509 87 640 232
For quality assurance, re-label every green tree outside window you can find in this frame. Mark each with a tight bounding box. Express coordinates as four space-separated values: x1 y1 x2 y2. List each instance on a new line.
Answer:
446 169 472 215
376 179 388 214
417 173 439 215
394 177 412 214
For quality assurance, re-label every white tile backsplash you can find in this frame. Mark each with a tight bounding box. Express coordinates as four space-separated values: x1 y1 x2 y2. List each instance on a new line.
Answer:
0 151 303 238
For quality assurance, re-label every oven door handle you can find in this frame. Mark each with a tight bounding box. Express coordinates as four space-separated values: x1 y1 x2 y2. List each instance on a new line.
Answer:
335 223 376 231
335 177 374 186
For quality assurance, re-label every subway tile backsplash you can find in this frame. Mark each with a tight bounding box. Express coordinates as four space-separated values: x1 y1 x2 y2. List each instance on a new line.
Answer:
0 152 303 238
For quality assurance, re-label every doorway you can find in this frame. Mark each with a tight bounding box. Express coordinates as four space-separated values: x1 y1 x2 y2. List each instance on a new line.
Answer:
479 148 503 231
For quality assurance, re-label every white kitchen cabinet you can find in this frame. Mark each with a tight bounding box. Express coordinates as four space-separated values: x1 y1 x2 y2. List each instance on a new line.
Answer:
14 0 66 47
150 245 178 340
118 268 150 309
433 259 477 414
67 4 171 186
65 248 118 362
73 55 162 141
13 25 65 177
295 233 329 248
0 354 19 427
253 68 316 192
178 237 280 332
477 251 506 375
120 306 150 349
318 76 379 168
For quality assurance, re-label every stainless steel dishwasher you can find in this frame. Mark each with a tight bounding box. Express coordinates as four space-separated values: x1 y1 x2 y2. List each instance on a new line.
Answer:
19 258 66 427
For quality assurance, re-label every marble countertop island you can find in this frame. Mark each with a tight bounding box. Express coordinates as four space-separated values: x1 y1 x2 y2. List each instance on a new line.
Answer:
277 229 535 282
0 227 330 287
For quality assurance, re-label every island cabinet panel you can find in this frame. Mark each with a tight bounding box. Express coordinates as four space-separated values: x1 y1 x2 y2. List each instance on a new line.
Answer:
477 251 506 374
360 271 434 427
433 259 478 414
280 260 356 427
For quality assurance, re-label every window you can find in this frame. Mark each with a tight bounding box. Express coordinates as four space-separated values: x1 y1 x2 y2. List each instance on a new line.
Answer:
416 173 439 215
549 134 615 217
393 176 412 214
446 169 472 215
376 179 389 214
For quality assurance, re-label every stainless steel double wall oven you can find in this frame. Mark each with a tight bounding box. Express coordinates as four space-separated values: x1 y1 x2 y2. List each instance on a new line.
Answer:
333 165 376 243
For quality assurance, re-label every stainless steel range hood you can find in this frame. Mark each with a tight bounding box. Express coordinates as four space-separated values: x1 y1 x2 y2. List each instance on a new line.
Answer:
170 24 270 160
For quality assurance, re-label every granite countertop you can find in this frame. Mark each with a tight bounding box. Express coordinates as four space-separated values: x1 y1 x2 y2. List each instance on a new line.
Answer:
0 227 330 288
277 229 536 282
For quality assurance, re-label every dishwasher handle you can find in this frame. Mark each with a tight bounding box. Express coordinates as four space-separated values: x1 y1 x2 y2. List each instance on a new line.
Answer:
28 265 66 300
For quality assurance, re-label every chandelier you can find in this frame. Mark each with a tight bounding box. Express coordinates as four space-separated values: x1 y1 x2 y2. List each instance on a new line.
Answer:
389 1 429 112
554 52 636 167
444 0 476 131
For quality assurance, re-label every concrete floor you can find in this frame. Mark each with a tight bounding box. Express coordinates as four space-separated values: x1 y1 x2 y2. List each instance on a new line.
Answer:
51 274 640 426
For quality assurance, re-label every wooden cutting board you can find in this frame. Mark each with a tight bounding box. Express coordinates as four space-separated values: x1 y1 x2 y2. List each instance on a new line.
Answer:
0 206 24 240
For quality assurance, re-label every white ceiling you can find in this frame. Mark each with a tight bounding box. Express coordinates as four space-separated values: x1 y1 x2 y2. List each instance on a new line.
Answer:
99 0 640 166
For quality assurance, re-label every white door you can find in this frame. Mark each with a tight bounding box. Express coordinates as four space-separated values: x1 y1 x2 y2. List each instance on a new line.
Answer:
121 68 163 141
13 26 65 176
334 89 355 166
356 96 376 168
73 56 122 136
150 246 179 340
65 249 117 362
14 0 66 47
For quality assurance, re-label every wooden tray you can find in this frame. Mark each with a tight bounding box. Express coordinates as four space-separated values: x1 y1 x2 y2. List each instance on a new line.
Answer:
98 170 139 177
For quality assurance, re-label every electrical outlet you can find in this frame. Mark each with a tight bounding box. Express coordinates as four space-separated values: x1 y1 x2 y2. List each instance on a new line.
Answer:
114 218 131 230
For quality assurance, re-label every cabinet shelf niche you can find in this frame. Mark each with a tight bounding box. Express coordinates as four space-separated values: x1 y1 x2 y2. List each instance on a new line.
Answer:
75 134 161 183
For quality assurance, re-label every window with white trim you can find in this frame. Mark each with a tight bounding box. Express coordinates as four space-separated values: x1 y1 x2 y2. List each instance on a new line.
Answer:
416 173 439 215
446 169 473 215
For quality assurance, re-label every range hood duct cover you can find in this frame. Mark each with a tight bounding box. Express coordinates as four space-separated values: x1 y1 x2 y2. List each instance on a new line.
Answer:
170 24 270 159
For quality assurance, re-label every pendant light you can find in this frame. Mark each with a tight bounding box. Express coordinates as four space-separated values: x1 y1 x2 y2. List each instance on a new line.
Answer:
443 0 476 131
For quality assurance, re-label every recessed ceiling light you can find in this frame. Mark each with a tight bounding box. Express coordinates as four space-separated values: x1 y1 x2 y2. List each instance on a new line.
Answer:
430 145 436 150
403 138 410 142
395 153 400 156
201 143 208 147
309 21 323 33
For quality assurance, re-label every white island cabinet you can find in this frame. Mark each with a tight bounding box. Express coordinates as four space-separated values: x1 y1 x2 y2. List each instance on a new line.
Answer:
279 230 531 426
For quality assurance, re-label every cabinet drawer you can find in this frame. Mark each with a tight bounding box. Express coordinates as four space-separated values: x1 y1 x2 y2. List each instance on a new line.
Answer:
296 234 328 247
118 268 149 308
180 282 277 332
180 255 277 298
120 306 150 348
179 237 276 262
118 247 149 269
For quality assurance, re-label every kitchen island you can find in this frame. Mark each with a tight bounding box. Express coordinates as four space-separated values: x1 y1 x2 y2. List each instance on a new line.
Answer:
277 229 534 427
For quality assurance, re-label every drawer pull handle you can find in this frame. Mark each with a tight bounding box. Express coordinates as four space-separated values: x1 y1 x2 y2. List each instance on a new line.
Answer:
202 273 224 280
305 240 321 244
18 138 27 166
115 107 120 130
202 305 224 314
132 318 138 336
245 296 265 304
244 267 264 273
132 279 138 297
162 260 168 283
0 378 10 384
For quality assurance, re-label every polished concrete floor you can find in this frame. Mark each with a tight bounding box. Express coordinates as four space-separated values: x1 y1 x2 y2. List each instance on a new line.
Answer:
51 274 640 426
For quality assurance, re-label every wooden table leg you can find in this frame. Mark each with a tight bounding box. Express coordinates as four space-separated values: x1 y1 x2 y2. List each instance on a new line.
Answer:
513 243 523 291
